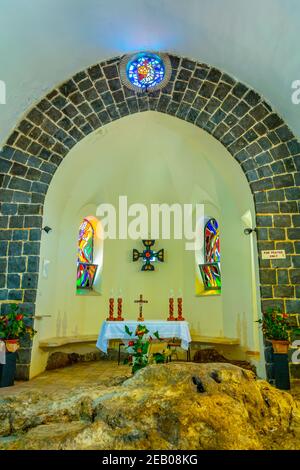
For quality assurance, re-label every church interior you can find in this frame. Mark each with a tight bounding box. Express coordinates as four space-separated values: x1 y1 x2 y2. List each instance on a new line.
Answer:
0 0 300 452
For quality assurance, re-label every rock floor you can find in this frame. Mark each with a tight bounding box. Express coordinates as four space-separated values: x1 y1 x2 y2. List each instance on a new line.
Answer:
0 361 299 450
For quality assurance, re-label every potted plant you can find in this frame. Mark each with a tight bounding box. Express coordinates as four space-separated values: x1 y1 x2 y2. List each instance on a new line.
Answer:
257 308 290 353
124 324 166 374
0 304 36 387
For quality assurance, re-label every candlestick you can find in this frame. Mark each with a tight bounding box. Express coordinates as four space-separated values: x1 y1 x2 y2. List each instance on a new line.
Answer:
116 297 124 321
107 297 115 321
167 297 175 321
177 297 185 321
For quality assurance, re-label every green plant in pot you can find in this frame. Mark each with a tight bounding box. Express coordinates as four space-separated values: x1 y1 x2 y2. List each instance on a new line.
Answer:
123 324 166 374
257 308 290 354
0 304 36 387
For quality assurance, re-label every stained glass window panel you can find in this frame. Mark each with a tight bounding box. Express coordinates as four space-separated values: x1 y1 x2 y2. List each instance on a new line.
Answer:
199 263 221 290
77 263 97 289
78 219 94 264
205 218 220 263
127 53 165 90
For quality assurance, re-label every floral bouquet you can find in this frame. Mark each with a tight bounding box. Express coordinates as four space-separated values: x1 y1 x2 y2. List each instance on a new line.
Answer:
124 324 165 374
0 304 37 352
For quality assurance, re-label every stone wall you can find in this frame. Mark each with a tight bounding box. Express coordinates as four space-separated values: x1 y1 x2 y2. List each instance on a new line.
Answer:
0 54 299 380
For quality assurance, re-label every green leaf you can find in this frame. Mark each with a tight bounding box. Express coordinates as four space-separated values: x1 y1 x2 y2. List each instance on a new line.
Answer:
125 325 132 336
153 331 160 340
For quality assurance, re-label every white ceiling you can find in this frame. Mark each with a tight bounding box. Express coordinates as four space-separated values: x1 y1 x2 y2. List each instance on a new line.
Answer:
0 0 300 145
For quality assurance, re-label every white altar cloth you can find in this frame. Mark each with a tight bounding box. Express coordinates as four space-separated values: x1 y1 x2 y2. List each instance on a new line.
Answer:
96 320 192 353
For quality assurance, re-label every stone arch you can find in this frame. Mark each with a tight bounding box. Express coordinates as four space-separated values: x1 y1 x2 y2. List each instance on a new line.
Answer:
0 54 299 380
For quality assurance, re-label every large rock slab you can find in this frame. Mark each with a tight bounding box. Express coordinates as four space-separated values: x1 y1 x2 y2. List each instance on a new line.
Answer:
0 363 299 450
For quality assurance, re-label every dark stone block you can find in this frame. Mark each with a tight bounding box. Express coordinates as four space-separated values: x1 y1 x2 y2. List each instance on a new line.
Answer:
270 143 289 160
26 168 43 183
211 109 226 125
254 192 267 203
188 78 202 91
12 230 28 241
259 269 277 285
8 256 26 273
0 158 12 173
178 68 192 81
9 216 24 229
59 80 77 97
23 242 40 255
276 125 294 142
224 113 238 127
199 82 215 99
0 274 5 288
260 285 273 298
257 135 271 149
232 83 248 98
251 178 273 192
7 274 20 289
292 256 300 268
271 256 291 268
181 58 196 71
261 299 284 313
256 215 273 227
27 256 40 273
244 90 261 107
9 177 31 192
108 78 121 92
103 64 118 79
0 230 12 240
285 187 300 201
244 129 258 143
193 96 207 110
22 273 38 289
95 79 109 94
175 80 187 92
186 108 199 124
106 105 120 120
24 216 43 229
274 286 294 298
193 66 209 80
176 102 190 119
195 111 210 127
256 228 268 240
17 348 32 364
24 289 37 302
280 202 297 213
27 108 44 125
269 228 285 240
0 289 8 300
81 123 94 135
267 189 284 202
273 174 294 189
250 104 269 121
276 242 294 254
12 191 31 203
228 137 247 155
289 269 300 284
205 97 220 114
277 269 289 284
87 65 102 80
286 300 300 313
31 181 48 194
29 229 41 241
1 203 17 215
8 242 22 256
288 229 300 240
221 95 238 113
0 241 8 256
8 289 23 301
256 202 279 214
263 113 284 130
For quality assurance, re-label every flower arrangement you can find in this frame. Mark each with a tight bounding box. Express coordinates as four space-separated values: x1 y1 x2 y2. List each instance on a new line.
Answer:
124 324 166 374
257 308 289 341
0 304 36 352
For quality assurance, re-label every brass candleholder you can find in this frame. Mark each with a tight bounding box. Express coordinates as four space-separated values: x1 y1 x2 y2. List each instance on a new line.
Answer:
167 297 175 321
116 297 124 321
107 298 115 321
177 297 185 321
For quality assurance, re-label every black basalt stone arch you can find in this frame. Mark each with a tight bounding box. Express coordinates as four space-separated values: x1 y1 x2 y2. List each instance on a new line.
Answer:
0 54 300 381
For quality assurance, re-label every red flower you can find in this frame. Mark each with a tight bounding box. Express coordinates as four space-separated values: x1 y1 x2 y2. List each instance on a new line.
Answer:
282 313 288 319
16 314 23 321
128 341 134 347
137 348 142 353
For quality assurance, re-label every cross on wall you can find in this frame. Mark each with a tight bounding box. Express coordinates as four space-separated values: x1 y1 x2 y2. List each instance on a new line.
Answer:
134 294 148 321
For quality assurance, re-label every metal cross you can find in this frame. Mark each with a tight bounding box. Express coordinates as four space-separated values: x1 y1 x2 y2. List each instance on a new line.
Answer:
134 294 148 322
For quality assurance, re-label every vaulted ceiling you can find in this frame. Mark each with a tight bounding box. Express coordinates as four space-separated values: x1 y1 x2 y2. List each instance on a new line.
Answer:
0 0 299 145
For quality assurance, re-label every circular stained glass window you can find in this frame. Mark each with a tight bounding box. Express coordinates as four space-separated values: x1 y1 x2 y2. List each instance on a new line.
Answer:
120 52 171 93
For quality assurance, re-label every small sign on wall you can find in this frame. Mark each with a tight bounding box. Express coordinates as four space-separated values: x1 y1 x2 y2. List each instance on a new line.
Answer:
261 250 286 260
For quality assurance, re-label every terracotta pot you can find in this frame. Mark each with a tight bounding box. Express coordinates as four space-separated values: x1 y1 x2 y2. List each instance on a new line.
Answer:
270 340 289 354
5 339 20 353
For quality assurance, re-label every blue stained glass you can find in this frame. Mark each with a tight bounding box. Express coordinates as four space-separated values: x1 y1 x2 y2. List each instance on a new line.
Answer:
127 53 165 90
